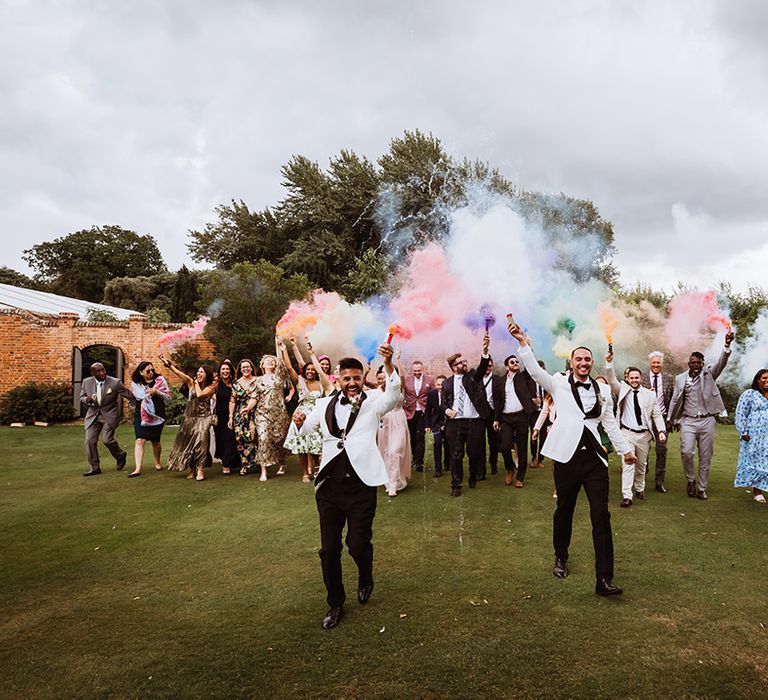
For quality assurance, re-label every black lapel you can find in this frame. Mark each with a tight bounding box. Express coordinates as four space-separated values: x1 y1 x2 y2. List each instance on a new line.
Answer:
325 394 341 438
569 374 601 417
569 374 585 413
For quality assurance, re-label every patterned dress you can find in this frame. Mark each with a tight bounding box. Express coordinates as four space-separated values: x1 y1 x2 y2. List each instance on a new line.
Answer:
252 367 290 468
734 389 768 491
283 376 323 456
232 380 257 471
167 387 212 472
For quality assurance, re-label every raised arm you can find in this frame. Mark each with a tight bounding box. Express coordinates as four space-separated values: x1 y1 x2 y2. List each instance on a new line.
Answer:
306 341 333 395
279 337 299 386
472 334 491 381
159 354 194 389
507 321 556 395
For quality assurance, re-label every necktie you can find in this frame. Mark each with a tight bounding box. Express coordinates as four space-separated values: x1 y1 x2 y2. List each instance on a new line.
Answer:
456 379 465 417
96 381 103 405
633 389 642 425
653 373 659 394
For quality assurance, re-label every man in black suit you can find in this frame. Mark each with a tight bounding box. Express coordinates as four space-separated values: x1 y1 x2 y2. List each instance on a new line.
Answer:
642 351 675 493
492 355 538 487
530 360 547 468
442 334 492 496
425 375 449 477
482 359 499 475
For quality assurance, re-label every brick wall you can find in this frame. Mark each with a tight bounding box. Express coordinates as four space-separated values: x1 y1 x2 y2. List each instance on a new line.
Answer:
0 309 216 394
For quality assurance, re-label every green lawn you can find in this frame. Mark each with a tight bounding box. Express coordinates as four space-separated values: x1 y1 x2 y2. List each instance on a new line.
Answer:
1 424 766 699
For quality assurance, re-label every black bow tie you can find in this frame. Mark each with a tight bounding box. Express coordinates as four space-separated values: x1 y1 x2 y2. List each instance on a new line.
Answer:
340 396 352 405
575 381 591 389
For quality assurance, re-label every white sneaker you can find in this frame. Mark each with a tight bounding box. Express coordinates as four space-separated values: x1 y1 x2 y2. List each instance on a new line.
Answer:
259 473 267 482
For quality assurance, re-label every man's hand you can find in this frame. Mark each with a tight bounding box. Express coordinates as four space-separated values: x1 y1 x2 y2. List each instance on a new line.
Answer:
605 349 614 364
622 452 637 465
378 343 394 365
446 408 458 419
493 420 500 432
533 397 542 408
482 333 490 355
507 321 527 345
658 432 667 443
725 330 735 347
293 411 306 427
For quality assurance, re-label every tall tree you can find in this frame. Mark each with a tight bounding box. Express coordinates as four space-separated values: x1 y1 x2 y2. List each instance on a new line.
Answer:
0 267 42 290
23 226 166 302
170 265 198 322
199 260 311 360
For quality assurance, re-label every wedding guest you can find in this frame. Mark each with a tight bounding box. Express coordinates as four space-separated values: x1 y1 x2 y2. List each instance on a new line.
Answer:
281 337 324 482
442 334 492 496
425 375 449 477
161 355 217 481
403 360 433 473
668 330 735 500
734 368 768 504
482 359 499 476
245 341 290 481
128 361 172 477
80 362 134 476
530 360 547 468
377 358 411 497
212 360 239 475
532 393 557 498
229 358 258 476
642 351 675 493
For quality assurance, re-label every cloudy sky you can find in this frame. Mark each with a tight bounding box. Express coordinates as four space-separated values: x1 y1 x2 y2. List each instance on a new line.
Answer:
2 0 767 292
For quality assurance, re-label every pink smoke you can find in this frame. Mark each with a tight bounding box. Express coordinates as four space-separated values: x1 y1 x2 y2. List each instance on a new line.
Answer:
664 290 731 354
277 290 342 337
157 316 210 353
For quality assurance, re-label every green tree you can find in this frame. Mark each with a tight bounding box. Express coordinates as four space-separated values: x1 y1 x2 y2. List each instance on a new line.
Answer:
23 226 167 302
170 265 198 323
102 273 174 312
0 266 42 290
199 260 311 360
341 248 390 303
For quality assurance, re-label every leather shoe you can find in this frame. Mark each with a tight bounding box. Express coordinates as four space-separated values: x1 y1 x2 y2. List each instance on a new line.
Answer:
433 470 442 478
450 487 461 497
553 557 569 578
514 480 524 488
83 468 102 477
595 578 623 596
505 471 514 485
687 481 696 497
476 475 486 482
655 482 667 493
321 606 344 629
357 583 374 604
468 477 477 488
490 467 498 475
116 452 127 471
415 465 424 472
697 490 708 500
620 498 632 507
634 490 646 501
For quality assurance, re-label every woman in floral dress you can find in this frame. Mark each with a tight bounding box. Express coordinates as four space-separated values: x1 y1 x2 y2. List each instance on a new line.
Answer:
246 340 290 481
280 337 323 482
734 368 768 503
229 358 258 476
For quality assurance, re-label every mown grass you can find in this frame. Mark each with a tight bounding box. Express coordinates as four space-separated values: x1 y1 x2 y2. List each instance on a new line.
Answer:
1 424 766 699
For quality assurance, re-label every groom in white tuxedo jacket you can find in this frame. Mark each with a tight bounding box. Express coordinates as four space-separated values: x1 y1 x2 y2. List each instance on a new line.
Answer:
294 343 400 629
508 322 636 596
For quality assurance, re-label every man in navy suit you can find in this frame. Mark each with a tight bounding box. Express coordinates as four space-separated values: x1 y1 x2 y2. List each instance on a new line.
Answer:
425 375 448 477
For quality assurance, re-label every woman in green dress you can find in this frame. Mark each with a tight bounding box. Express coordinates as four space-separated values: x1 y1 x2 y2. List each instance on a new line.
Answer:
229 358 258 476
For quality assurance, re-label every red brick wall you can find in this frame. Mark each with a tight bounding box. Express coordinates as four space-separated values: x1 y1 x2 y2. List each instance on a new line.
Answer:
0 310 216 394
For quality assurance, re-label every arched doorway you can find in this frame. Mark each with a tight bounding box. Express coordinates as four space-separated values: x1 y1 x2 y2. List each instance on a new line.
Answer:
72 345 126 416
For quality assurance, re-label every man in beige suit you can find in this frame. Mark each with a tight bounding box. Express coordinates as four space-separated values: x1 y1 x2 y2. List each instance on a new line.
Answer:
606 355 667 507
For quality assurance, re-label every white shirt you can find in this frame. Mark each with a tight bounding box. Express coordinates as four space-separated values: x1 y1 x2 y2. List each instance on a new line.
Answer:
96 380 105 405
503 374 524 413
483 375 494 408
414 376 422 396
574 379 597 413
451 374 480 419
649 371 666 414
620 389 647 430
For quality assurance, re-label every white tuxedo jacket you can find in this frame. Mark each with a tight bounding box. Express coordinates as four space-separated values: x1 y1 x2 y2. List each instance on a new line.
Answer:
299 369 401 487
605 365 666 435
518 346 630 464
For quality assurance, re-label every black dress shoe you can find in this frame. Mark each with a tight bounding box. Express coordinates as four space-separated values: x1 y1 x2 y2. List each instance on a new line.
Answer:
687 481 696 497
655 482 667 494
468 478 477 488
697 490 708 500
358 583 374 604
83 468 102 477
476 475 486 482
116 453 127 471
490 467 498 475
450 487 461 497
433 470 442 478
415 465 424 472
553 557 569 578
321 606 344 629
595 578 623 596
635 491 646 501
620 498 632 508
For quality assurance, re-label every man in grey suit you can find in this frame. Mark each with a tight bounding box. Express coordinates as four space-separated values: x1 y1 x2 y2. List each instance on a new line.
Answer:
80 362 134 476
667 331 735 500
642 351 675 493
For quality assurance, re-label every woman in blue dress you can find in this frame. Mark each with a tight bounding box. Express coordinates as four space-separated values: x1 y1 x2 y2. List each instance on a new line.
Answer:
734 368 768 503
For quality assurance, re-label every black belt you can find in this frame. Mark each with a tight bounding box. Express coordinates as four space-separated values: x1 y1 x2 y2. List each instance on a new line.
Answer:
621 424 648 434
503 410 525 417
